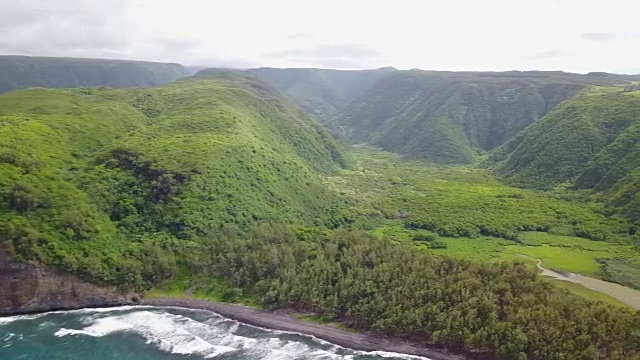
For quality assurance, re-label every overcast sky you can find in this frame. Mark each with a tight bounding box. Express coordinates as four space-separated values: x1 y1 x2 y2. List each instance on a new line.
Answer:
1 0 639 73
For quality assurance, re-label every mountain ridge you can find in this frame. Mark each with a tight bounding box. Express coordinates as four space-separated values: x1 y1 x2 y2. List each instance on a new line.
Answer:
0 55 189 93
236 67 640 163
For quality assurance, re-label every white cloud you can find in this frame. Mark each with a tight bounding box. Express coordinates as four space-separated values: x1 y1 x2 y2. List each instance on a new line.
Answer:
1 0 639 72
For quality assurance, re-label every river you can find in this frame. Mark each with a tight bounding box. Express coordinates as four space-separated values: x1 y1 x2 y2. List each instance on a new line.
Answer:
518 254 640 309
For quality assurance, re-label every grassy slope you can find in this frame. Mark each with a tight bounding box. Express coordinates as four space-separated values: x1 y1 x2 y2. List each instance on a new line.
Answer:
0 55 189 93
0 73 350 287
486 87 640 224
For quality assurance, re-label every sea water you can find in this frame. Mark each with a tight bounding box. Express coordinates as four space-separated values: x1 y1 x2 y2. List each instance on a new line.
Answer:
0 306 429 360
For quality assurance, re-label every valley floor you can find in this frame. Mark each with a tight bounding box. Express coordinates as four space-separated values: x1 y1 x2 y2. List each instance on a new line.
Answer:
325 147 640 307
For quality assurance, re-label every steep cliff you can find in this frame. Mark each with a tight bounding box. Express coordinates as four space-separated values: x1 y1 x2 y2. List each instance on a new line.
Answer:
0 244 137 315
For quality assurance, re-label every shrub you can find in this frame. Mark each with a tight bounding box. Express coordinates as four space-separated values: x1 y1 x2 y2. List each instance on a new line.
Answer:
6 182 41 212
413 231 437 242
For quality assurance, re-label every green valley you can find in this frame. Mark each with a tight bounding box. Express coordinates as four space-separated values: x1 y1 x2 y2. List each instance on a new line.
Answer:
487 86 640 224
1 64 639 359
327 148 640 286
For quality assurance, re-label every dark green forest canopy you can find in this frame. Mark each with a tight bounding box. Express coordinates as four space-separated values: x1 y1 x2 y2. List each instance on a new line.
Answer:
188 225 640 360
0 55 189 93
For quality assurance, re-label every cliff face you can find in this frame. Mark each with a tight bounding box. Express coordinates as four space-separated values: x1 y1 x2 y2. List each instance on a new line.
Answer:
0 249 138 315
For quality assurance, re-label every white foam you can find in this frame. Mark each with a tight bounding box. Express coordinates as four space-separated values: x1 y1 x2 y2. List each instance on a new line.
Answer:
139 306 431 359
234 321 430 360
358 350 431 359
54 305 149 315
45 307 431 360
0 306 150 326
54 310 235 358
0 313 46 325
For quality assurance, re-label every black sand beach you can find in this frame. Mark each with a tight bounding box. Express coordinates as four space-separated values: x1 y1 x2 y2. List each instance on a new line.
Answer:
142 297 468 360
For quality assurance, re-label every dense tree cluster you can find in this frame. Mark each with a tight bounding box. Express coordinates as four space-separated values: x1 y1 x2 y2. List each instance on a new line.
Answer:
197 224 640 360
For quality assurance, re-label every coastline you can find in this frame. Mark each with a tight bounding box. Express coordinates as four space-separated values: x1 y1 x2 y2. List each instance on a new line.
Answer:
142 297 469 360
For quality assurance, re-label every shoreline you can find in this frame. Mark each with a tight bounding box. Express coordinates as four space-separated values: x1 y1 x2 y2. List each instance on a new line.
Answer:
142 297 469 360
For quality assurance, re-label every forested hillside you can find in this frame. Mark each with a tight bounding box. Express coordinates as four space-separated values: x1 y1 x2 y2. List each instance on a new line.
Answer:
243 68 640 164
486 87 640 222
0 72 350 288
0 55 189 93
337 71 586 163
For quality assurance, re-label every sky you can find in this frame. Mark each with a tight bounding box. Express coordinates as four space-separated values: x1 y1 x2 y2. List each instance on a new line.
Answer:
1 0 639 73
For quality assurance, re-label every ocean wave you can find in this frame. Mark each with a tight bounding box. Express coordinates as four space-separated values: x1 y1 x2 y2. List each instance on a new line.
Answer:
49 308 418 359
0 313 47 325
0 306 150 327
55 310 235 358
221 316 431 360
46 307 431 359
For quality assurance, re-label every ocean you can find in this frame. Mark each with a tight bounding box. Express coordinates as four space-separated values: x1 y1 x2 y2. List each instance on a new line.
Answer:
0 306 429 360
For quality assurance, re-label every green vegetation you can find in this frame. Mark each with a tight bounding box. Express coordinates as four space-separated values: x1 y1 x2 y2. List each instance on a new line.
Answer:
325 149 640 289
2 68 640 359
249 68 640 164
331 149 631 243
599 258 640 290
546 279 631 308
486 86 640 223
0 55 188 93
337 73 585 163
0 72 350 288
186 224 640 359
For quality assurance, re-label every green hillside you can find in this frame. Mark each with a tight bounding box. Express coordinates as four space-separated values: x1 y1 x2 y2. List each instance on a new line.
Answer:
486 87 640 223
338 71 587 163
0 55 189 93
244 68 640 164
0 72 350 287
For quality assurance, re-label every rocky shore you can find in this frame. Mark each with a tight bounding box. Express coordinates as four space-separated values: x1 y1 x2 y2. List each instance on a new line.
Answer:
0 254 137 316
